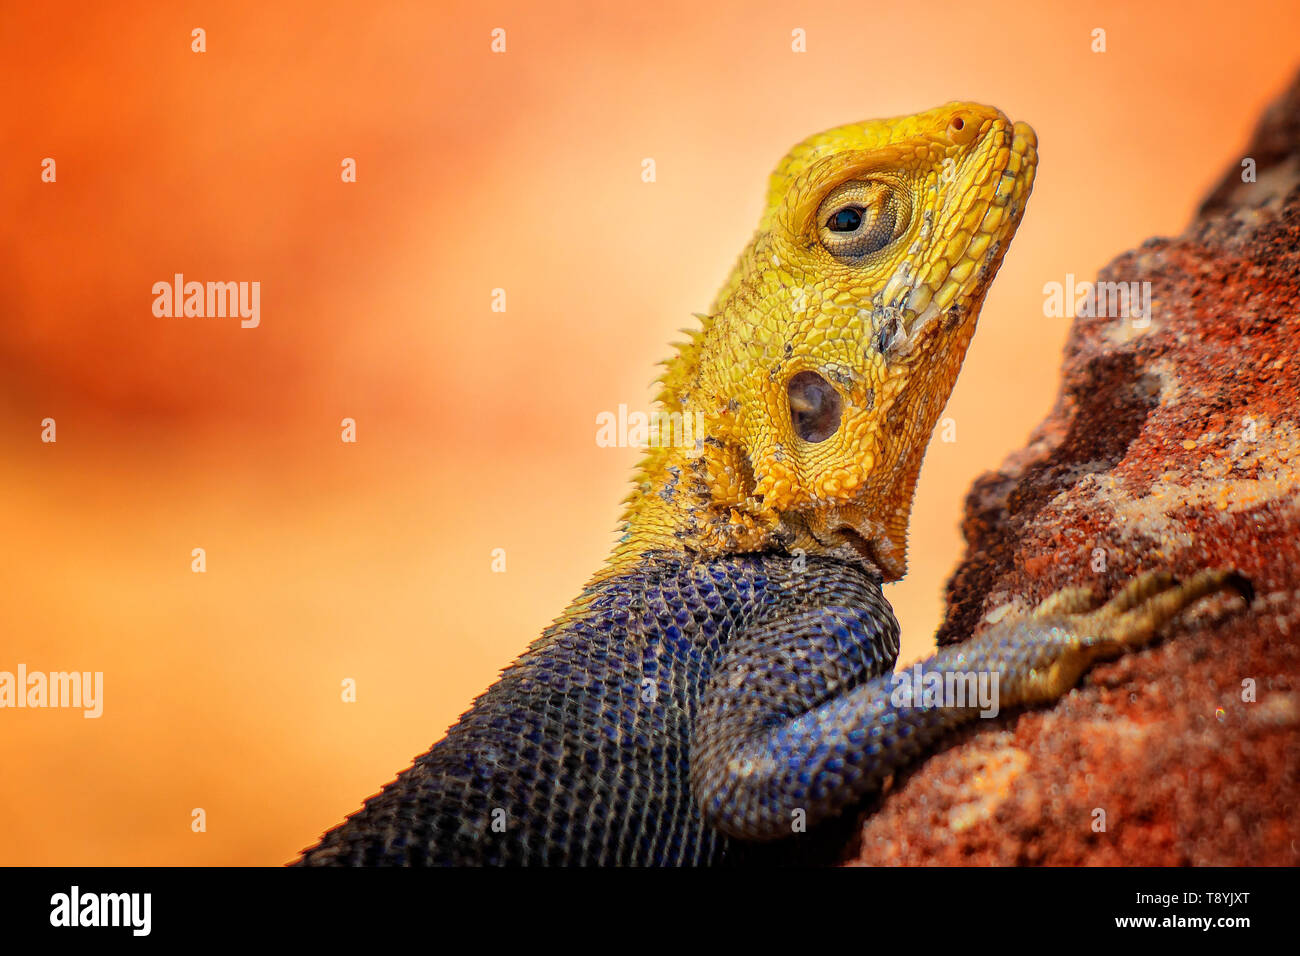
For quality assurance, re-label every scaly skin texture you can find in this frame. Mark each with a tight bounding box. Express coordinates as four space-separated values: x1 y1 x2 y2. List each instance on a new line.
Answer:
612 103 1038 580
295 104 1249 866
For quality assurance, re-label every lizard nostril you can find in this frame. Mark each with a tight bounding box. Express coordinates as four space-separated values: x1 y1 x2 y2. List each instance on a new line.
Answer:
787 371 842 443
948 112 977 145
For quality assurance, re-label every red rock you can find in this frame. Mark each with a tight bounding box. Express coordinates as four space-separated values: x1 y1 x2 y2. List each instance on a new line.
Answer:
851 70 1300 866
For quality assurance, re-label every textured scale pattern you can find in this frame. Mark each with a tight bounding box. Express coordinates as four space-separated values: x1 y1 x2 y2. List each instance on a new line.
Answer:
298 553 903 865
298 550 1216 865
611 103 1039 582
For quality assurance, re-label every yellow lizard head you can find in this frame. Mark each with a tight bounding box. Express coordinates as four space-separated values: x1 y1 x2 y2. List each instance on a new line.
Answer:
615 102 1037 581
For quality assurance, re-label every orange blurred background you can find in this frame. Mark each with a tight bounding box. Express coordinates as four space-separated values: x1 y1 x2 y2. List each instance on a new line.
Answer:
2 1 1297 865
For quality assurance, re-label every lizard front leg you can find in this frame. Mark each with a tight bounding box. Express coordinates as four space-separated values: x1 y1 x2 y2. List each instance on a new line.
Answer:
690 568 1251 843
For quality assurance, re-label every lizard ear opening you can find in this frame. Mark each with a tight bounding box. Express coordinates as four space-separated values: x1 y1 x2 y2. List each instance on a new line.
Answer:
787 371 842 443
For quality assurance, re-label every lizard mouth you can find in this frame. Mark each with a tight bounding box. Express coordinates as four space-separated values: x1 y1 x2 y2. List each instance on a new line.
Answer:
879 116 1038 355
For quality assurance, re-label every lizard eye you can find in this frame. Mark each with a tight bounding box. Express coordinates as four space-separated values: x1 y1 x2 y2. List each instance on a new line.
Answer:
816 180 903 260
787 371 842 443
828 208 863 232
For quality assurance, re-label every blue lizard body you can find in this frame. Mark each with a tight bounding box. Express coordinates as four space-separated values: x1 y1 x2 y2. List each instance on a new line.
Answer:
297 551 1229 865
298 554 897 864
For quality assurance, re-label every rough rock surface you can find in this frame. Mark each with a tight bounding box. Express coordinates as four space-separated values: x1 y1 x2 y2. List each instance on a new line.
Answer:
851 73 1300 866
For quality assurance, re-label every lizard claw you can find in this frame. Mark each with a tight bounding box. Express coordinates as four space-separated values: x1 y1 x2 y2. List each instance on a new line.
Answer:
1030 585 1105 619
1078 568 1253 655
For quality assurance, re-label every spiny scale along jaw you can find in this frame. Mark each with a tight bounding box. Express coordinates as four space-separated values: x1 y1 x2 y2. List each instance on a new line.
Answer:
613 102 1038 581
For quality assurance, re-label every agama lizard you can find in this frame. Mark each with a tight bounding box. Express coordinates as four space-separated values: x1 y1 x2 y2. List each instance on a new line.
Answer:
296 102 1250 865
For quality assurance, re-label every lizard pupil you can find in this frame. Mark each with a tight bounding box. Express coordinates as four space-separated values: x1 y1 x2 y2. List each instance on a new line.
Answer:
828 208 863 232
787 371 843 443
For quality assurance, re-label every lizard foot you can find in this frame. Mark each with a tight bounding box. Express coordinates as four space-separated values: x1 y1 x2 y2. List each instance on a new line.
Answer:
1006 568 1252 706
1068 568 1251 655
